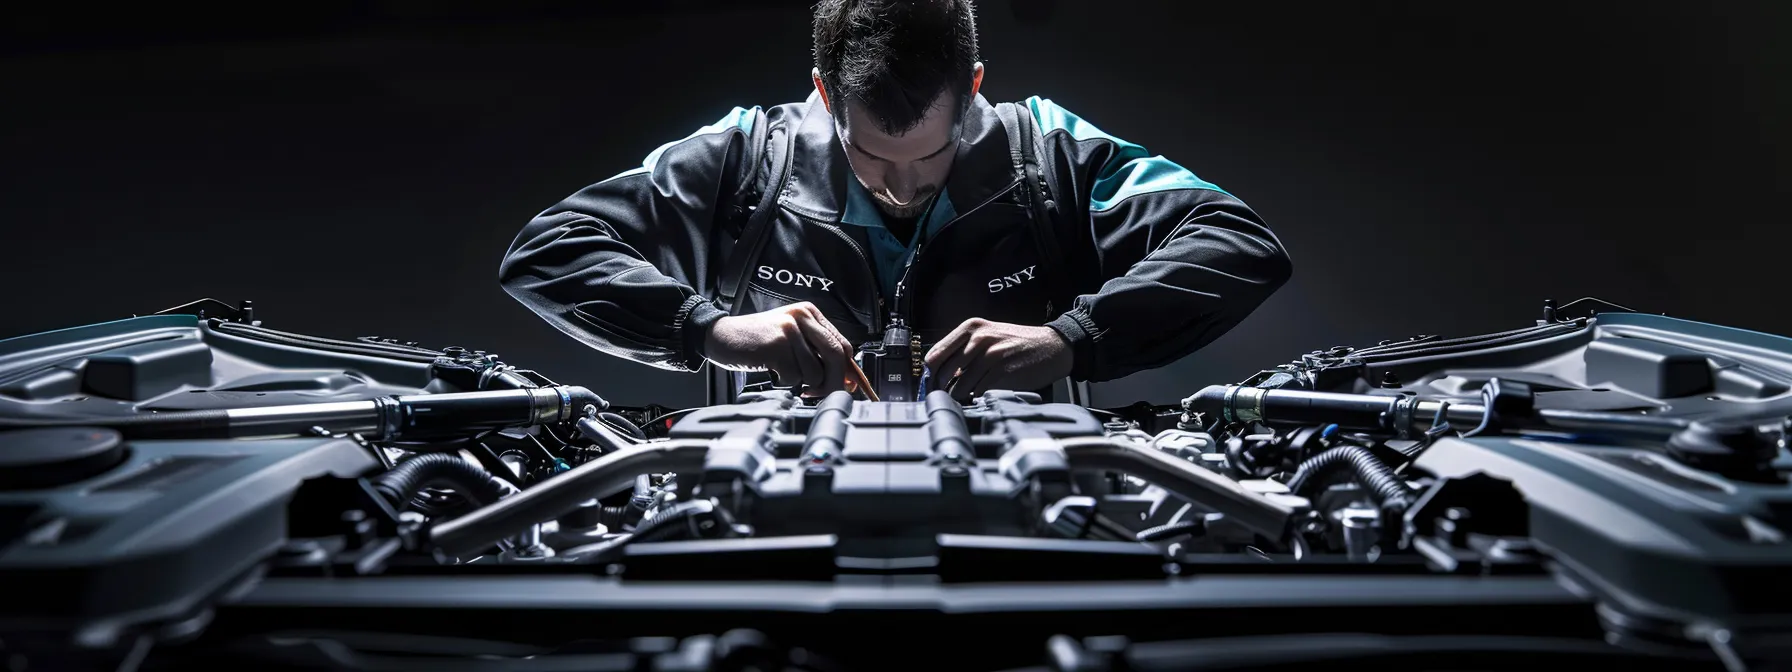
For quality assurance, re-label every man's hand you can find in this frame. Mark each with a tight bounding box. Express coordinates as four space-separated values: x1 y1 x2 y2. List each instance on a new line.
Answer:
703 302 855 397
924 318 1074 402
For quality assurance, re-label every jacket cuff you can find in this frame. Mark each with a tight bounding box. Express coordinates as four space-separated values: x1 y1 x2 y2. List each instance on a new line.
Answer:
672 295 728 372
1046 307 1100 381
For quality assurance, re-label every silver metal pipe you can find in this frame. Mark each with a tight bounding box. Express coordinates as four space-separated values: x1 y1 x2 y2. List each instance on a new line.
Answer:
576 416 636 453
1057 437 1300 542
210 386 596 440
428 439 711 557
1196 384 1689 439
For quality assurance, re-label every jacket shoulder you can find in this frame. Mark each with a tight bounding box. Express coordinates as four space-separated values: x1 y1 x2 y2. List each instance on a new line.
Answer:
1022 96 1230 210
637 106 760 173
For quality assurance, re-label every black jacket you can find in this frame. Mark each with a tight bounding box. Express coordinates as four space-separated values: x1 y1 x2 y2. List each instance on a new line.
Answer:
500 92 1292 383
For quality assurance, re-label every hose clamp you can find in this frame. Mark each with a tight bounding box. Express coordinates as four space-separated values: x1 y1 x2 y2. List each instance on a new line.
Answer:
1222 385 1241 424
1392 397 1415 439
1235 387 1266 424
372 397 404 440
526 387 571 426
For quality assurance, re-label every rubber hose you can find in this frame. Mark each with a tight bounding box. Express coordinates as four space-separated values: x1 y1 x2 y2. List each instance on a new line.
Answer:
566 387 609 415
1286 445 1412 502
408 487 480 517
1225 436 1282 479
600 412 646 440
373 453 512 510
1284 445 1417 521
599 506 630 530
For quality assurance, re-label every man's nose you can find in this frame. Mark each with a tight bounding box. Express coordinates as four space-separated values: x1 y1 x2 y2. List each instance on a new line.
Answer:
885 171 919 204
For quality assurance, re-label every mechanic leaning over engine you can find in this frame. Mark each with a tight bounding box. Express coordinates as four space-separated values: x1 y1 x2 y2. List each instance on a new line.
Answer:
498 0 1293 402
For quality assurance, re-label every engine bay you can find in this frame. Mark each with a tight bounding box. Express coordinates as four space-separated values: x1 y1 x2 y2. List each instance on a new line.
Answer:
1 297 1789 671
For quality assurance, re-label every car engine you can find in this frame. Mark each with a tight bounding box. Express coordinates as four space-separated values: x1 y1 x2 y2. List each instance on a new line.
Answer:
0 297 1787 670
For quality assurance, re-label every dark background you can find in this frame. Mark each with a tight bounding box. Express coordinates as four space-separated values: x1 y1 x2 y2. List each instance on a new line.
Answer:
2 1 1786 407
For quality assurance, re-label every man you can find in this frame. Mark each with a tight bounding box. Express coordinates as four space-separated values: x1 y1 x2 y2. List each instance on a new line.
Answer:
500 0 1291 403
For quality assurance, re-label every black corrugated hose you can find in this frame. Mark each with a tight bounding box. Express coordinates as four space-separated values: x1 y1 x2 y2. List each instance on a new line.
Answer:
372 453 515 511
1285 445 1417 529
599 412 646 440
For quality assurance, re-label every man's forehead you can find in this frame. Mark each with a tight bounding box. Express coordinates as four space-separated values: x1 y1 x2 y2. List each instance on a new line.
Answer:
838 97 959 150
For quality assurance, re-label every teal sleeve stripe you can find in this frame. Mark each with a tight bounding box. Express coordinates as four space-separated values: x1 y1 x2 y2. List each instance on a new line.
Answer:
1026 96 1227 211
640 106 757 173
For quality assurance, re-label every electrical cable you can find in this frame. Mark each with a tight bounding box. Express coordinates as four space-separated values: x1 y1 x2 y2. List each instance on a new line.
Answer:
1556 296 1640 314
645 408 701 428
1460 387 1496 438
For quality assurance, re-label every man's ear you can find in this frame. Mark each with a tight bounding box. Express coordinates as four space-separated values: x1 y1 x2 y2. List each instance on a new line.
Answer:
970 61 984 99
812 67 831 114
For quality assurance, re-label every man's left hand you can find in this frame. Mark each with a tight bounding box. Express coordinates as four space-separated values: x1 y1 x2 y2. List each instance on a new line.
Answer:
924 318 1074 402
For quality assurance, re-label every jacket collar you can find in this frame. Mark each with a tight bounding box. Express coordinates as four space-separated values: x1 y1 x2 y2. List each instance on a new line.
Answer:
781 91 1020 229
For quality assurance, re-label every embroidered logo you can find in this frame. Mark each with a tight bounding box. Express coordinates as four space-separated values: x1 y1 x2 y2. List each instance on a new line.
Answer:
987 265 1038 293
757 266 837 292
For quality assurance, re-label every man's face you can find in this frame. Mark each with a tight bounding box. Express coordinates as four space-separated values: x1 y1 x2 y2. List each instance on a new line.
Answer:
835 95 962 220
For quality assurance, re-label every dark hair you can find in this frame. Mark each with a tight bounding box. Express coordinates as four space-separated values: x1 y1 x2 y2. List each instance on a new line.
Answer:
813 0 980 136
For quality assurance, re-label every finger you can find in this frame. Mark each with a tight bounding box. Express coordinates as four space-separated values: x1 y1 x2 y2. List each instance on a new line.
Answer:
797 305 874 399
808 307 861 394
793 308 849 395
925 318 982 371
800 304 854 356
935 329 993 393
950 353 998 403
784 320 824 394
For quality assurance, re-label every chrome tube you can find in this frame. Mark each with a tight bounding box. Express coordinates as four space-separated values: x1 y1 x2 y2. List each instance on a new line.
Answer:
204 386 596 439
1193 384 1689 439
576 416 636 453
428 439 711 557
1057 437 1301 542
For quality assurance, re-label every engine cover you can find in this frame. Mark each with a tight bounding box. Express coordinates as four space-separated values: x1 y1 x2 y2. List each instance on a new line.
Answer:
669 389 1106 552
0 432 377 645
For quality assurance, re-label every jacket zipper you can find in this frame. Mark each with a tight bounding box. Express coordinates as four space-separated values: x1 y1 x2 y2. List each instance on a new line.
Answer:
893 179 1026 324
810 219 881 332
775 179 1025 338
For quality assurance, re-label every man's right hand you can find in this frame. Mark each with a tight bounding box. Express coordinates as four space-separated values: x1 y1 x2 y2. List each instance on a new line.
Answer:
702 302 855 397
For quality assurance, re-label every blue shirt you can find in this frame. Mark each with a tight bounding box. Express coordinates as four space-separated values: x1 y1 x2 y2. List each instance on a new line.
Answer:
839 178 960 306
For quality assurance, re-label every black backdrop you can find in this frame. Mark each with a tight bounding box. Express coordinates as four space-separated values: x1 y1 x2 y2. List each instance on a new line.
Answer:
3 1 1786 407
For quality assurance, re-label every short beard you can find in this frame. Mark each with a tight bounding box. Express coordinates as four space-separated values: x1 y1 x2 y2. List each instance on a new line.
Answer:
873 189 938 220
